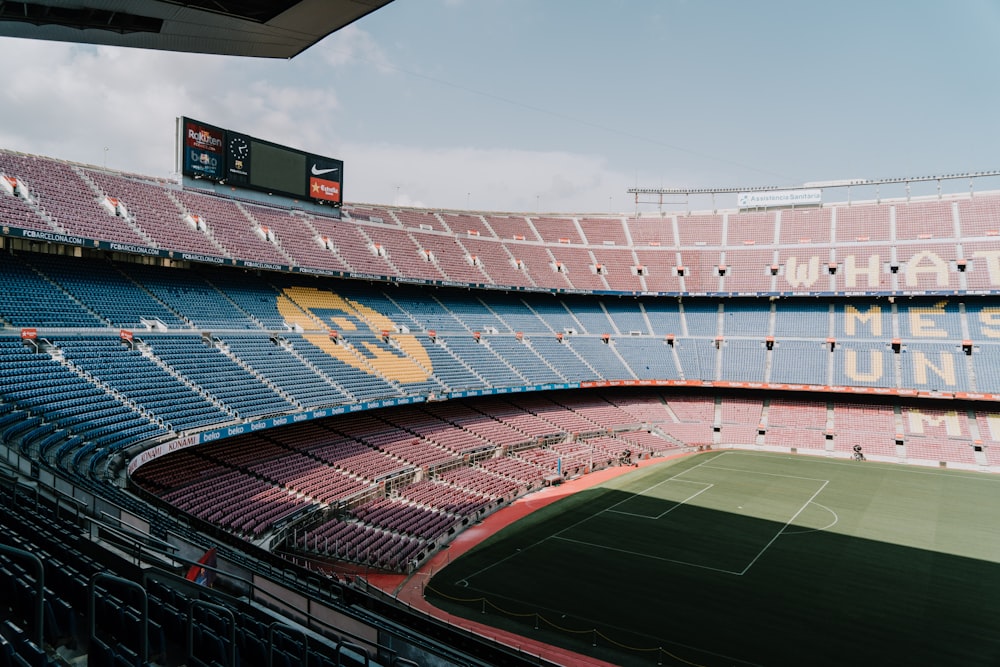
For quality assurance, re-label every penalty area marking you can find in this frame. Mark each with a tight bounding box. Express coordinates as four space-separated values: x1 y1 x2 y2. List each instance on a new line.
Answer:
782 501 840 535
697 462 831 484
736 479 829 575
605 480 714 520
457 452 730 586
552 534 747 575
555 462 832 577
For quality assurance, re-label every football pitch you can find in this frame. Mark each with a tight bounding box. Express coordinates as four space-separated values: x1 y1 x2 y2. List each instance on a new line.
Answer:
426 451 1000 666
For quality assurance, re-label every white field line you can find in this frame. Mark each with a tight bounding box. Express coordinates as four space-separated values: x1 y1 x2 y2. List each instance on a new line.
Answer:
460 451 729 584
738 479 829 576
551 534 746 575
782 502 840 535
606 480 713 520
556 452 832 577
549 450 727 539
725 450 1000 484
696 463 830 483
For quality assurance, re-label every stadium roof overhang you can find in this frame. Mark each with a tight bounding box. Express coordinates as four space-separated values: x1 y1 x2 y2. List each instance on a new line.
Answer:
0 0 395 58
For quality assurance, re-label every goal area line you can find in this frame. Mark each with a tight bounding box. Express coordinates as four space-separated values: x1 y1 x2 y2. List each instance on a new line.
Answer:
551 455 830 576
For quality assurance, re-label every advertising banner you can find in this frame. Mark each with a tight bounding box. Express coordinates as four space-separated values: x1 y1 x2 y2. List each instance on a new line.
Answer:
308 155 343 203
182 119 225 180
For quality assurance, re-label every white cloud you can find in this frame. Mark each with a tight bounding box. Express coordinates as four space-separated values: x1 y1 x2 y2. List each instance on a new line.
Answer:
343 143 631 213
0 32 633 214
315 26 392 73
0 39 231 176
214 80 340 151
0 38 347 178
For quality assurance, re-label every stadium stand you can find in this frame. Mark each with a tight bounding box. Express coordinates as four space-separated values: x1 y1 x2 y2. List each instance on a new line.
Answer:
0 152 150 245
770 339 831 385
441 211 493 237
612 336 681 380
84 167 226 256
602 299 649 334
579 216 628 246
642 299 684 336
459 234 532 287
514 243 572 290
427 291 510 332
626 214 675 246
560 295 614 334
779 207 832 244
7 146 1000 667
527 216 583 244
484 214 538 241
25 253 188 329
773 299 829 338
0 253 106 328
678 212 723 246
486 335 565 384
547 245 607 290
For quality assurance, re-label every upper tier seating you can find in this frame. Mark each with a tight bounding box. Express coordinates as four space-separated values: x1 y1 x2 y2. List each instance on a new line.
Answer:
626 215 675 246
173 189 292 265
780 207 832 244
5 150 1000 300
0 168 56 233
513 243 570 290
0 152 1000 302
547 246 606 290
0 152 149 245
365 226 446 282
528 216 583 244
460 235 533 287
579 216 629 246
484 214 537 241
441 211 493 237
84 168 223 255
590 247 644 291
314 215 401 276
244 204 347 272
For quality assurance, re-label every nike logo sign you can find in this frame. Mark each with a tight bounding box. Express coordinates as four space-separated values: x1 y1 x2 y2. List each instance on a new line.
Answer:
311 166 339 176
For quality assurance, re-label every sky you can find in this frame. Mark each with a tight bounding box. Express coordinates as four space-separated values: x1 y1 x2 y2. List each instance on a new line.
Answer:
1 0 1000 213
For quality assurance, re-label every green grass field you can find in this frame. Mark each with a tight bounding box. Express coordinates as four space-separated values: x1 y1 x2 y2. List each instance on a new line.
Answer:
426 451 1000 666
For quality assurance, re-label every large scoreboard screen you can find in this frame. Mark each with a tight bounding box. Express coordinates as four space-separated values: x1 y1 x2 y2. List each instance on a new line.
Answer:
178 117 343 206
